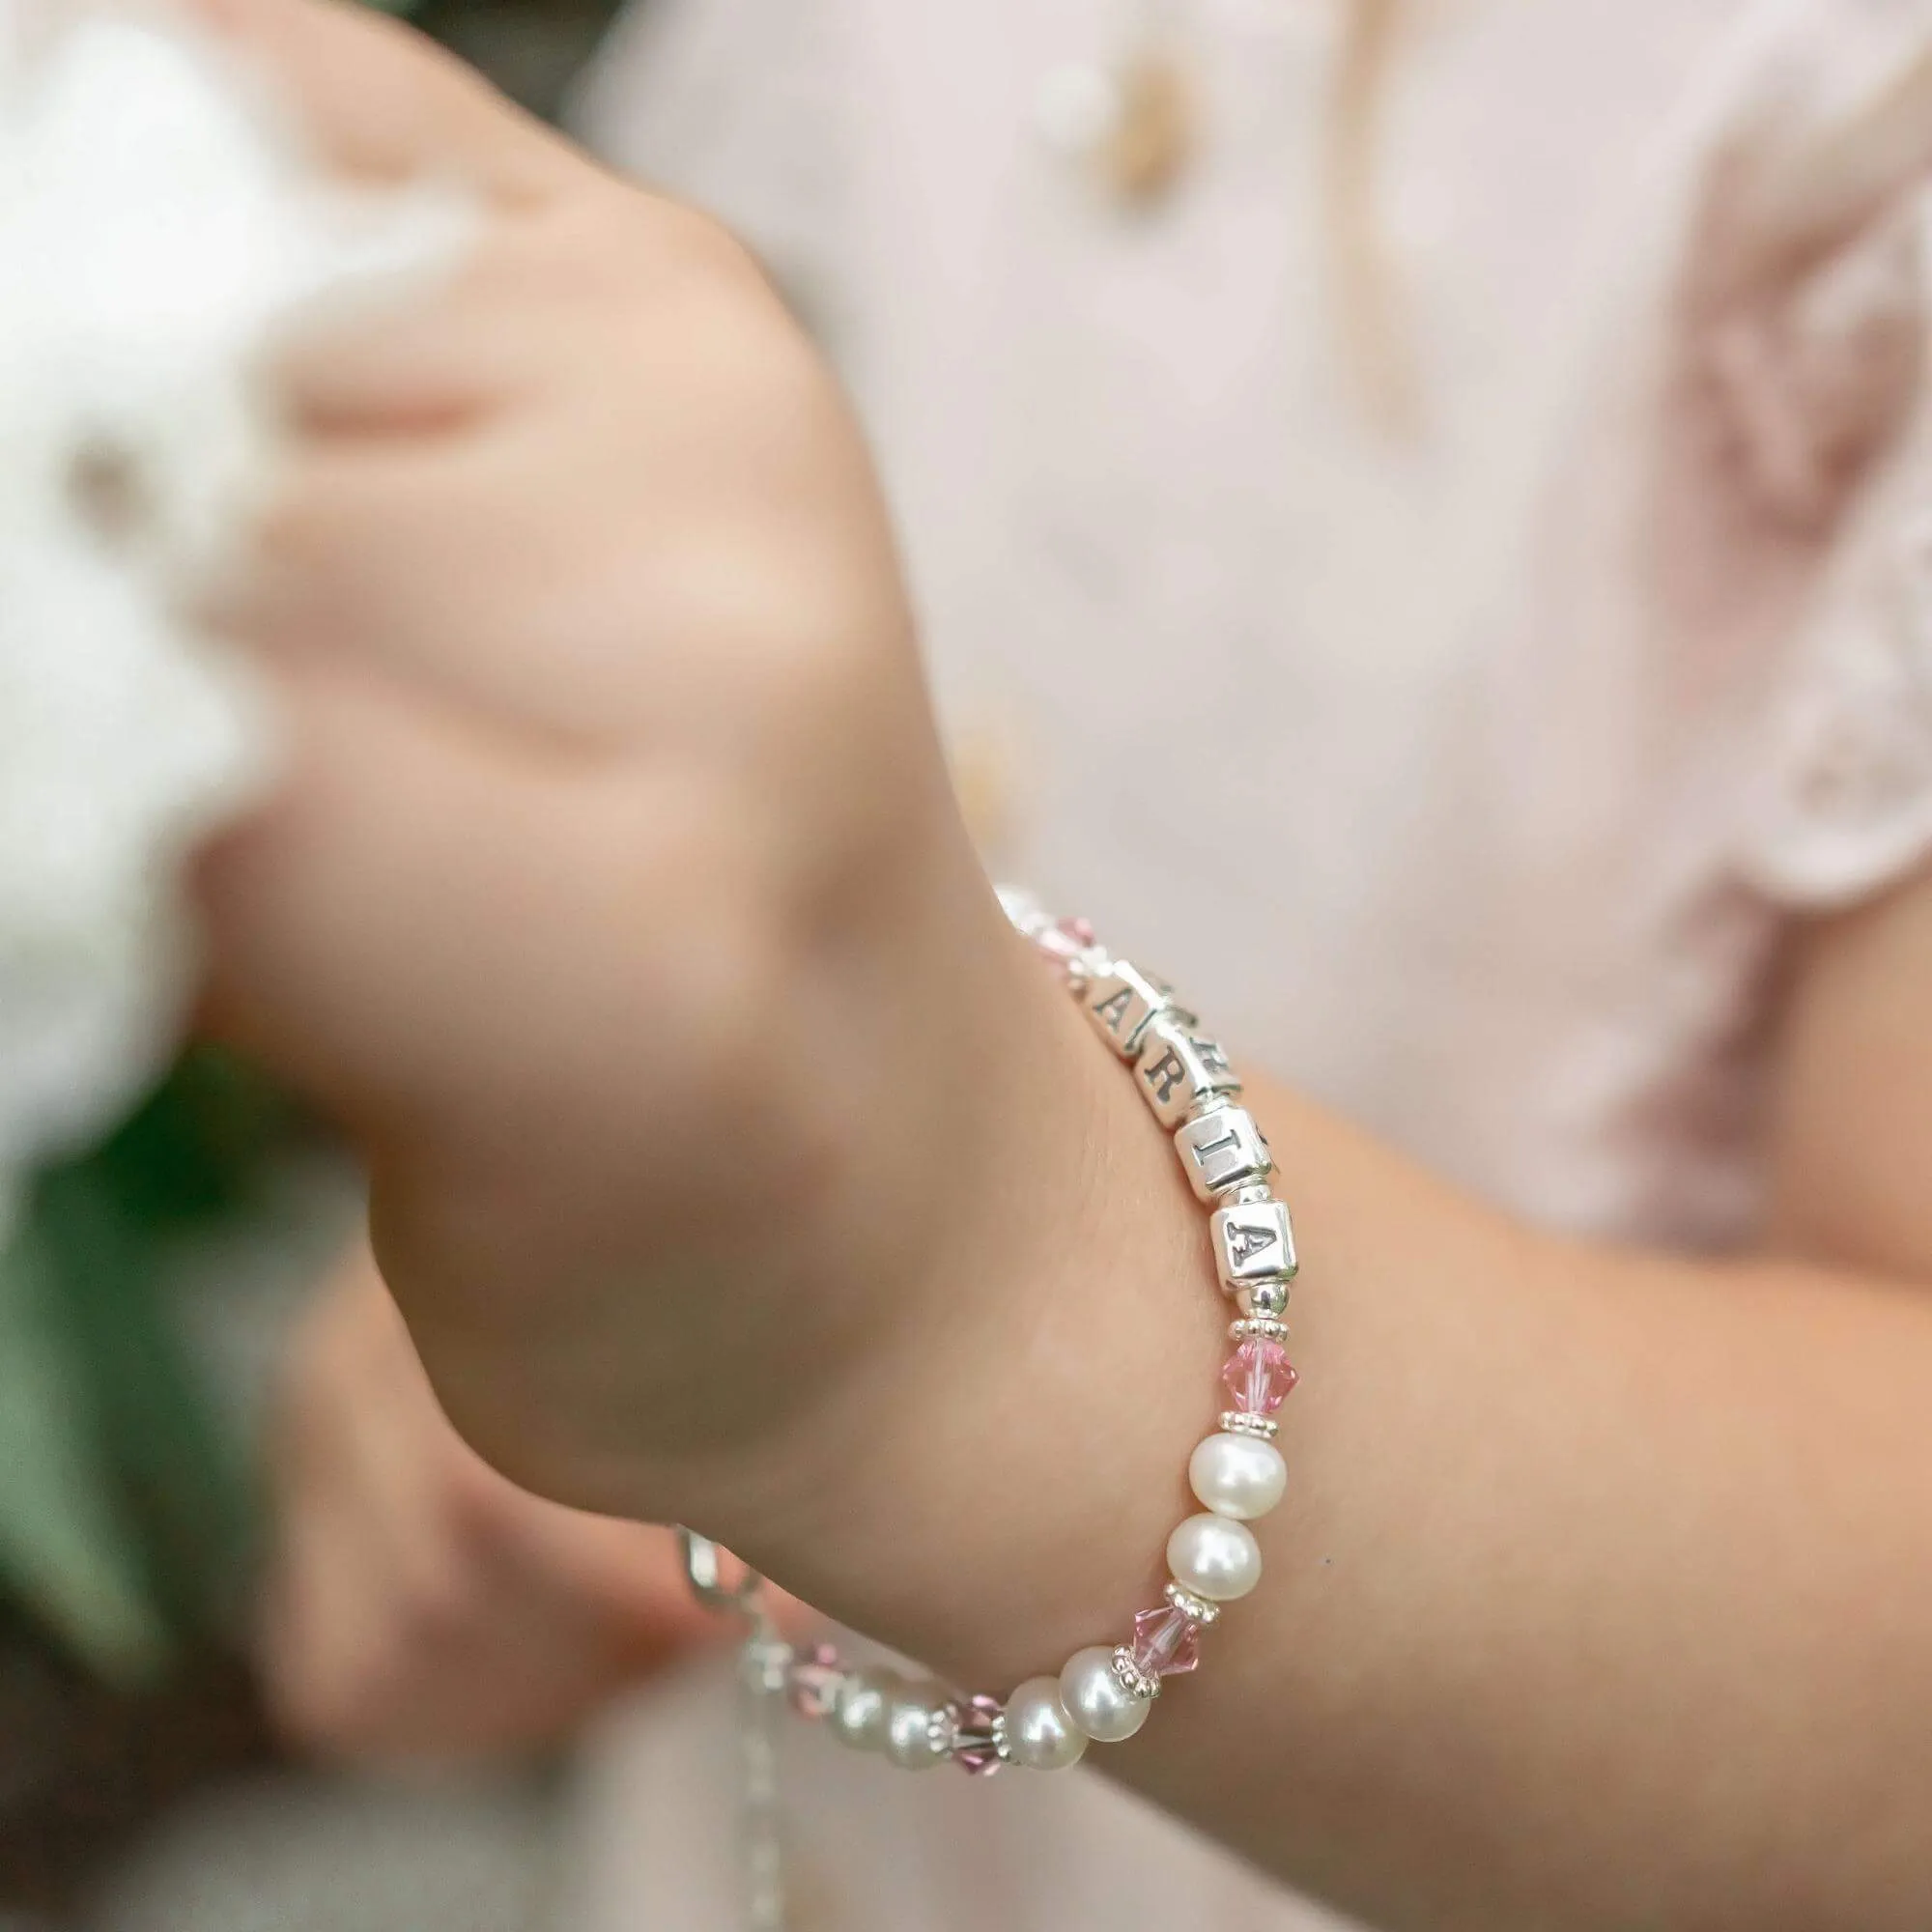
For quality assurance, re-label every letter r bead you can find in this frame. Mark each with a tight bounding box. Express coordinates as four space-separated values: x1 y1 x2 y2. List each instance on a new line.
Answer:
1136 1015 1240 1128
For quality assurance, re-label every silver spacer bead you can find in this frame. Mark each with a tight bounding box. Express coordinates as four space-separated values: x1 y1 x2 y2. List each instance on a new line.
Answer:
1048 942 1107 989
1060 942 1108 997
1241 1279 1292 1319
1220 1409 1280 1441
1184 1087 1242 1125
926 1703 962 1756
1230 1316 1290 1344
1228 1181 1276 1207
997 892 1050 939
739 1634 796 1696
1163 1581 1221 1626
1110 1647 1160 1703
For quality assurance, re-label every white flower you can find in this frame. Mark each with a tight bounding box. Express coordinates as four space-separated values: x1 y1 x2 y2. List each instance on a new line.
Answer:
0 2 464 1230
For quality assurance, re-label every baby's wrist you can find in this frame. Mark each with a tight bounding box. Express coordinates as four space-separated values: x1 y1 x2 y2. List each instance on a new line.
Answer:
680 895 1247 1705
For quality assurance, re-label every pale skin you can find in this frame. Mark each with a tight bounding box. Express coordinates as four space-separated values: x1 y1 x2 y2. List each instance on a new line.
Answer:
194 4 1932 1926
260 1246 716 1759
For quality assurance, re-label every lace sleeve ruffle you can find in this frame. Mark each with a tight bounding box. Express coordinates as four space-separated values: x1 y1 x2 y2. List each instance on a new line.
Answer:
1723 13 1932 912
1741 458 1932 909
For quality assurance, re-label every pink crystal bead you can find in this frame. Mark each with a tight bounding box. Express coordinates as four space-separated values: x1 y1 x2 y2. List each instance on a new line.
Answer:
1037 915 1099 978
1222 1337 1298 1415
787 1643 844 1719
1131 1604 1203 1679
953 1692 1007 1776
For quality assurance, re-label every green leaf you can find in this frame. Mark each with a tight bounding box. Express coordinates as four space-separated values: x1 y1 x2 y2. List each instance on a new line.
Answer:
0 1220 169 1684
0 1052 290 1679
84 1047 296 1231
33 1160 257 1646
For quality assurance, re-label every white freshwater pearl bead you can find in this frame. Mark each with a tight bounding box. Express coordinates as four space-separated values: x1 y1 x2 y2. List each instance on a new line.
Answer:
884 1679 952 1770
1004 1675 1088 1770
1059 1645 1151 1744
1189 1431 1287 1520
829 1666 897 1751
1168 1512 1263 1602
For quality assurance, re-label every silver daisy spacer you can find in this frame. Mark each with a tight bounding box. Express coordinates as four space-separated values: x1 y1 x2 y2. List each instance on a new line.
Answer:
1219 1409 1280 1441
1230 1316 1290 1344
1110 1647 1160 1703
1163 1581 1221 1626
739 1635 795 1696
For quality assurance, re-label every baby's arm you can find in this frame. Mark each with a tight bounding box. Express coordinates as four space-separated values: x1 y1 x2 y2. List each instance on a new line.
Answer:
199 6 1932 1926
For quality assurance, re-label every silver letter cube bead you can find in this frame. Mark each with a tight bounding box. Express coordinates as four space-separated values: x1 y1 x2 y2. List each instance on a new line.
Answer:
1135 1016 1240 1128
1209 1198 1297 1291
1175 1106 1273 1202
1084 959 1171 1060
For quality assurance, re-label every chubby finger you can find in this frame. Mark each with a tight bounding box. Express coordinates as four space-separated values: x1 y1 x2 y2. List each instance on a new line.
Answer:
193 650 596 1141
214 0 577 200
192 647 754 1191
227 437 515 670
274 263 543 436
226 430 665 744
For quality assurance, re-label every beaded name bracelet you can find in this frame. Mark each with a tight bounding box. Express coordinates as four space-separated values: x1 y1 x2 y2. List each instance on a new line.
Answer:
680 887 1300 1776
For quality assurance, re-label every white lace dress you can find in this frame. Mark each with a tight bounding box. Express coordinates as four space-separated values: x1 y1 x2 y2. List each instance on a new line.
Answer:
559 2 1932 1924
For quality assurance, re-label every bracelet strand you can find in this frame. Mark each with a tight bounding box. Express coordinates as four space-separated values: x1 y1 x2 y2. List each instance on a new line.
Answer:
680 887 1301 1775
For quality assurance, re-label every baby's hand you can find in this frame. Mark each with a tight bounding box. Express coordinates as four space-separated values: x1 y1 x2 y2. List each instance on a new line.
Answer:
197 1 1098 1545
263 1248 716 1764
